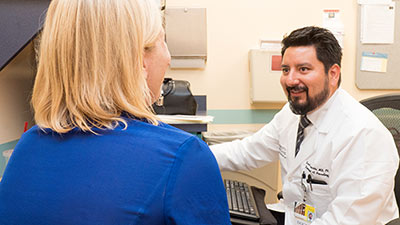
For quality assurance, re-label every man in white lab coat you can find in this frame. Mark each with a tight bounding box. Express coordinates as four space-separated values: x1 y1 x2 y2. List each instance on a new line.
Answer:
211 26 399 224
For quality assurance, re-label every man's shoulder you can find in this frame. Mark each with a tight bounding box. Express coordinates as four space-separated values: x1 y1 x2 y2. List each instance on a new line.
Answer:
338 90 379 122
334 90 390 134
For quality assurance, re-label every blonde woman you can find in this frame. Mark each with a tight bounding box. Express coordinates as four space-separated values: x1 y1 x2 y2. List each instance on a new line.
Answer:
0 0 230 224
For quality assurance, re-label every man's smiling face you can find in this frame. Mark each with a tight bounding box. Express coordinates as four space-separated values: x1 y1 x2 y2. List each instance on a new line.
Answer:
280 45 335 115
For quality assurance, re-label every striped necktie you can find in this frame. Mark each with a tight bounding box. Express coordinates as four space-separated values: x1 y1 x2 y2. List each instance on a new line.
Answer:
295 115 312 157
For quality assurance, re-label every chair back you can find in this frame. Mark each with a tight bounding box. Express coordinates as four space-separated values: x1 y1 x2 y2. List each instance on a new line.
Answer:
360 94 400 211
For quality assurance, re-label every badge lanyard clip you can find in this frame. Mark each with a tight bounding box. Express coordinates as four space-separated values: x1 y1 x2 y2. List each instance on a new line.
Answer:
301 172 308 202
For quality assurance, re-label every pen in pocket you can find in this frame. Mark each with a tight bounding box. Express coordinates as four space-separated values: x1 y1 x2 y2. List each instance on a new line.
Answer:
307 174 327 185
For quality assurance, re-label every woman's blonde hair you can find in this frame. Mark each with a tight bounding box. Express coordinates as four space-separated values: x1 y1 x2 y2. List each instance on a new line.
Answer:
32 0 163 133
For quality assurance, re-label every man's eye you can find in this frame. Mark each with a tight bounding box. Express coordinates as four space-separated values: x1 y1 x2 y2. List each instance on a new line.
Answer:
299 67 309 72
282 68 289 73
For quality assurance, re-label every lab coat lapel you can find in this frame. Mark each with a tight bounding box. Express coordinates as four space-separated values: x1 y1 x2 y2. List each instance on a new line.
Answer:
287 130 316 176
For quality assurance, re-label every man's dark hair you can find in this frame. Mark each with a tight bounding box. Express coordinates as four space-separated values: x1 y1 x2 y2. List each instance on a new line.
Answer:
281 26 342 86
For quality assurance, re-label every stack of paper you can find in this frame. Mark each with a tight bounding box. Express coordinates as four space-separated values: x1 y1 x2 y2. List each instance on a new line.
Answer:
359 0 395 44
156 115 214 124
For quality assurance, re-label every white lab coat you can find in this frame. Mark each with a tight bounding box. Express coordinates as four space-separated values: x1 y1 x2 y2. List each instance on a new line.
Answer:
211 89 399 225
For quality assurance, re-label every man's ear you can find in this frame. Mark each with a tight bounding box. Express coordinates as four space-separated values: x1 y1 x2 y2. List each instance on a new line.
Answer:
328 64 340 87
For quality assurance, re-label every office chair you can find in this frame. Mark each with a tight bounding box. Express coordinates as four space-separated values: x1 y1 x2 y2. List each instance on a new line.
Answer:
360 94 400 225
388 218 400 225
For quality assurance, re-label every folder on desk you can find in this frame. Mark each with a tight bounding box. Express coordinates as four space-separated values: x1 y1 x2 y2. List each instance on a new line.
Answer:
156 115 213 124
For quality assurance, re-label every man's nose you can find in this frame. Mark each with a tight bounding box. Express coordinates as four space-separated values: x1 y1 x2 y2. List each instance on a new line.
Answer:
285 70 300 86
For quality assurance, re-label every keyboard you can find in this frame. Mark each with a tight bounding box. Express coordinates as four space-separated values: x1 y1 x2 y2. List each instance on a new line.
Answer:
224 179 260 222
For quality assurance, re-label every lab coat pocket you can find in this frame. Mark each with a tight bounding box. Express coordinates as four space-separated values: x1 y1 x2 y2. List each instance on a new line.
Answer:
308 184 332 217
310 183 330 196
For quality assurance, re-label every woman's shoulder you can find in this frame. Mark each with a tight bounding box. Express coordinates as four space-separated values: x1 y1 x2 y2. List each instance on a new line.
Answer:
132 119 192 135
124 120 212 160
125 119 201 145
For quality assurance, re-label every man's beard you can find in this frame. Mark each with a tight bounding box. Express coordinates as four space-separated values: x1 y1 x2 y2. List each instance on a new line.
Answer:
287 78 330 115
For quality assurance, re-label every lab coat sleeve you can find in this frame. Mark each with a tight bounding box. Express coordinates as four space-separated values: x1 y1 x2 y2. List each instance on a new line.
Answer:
210 116 282 171
312 127 399 225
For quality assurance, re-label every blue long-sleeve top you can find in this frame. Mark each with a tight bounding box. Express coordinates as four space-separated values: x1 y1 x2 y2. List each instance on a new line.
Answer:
0 118 231 225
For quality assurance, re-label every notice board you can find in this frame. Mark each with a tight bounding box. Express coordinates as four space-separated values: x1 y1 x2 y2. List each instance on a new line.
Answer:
355 2 400 89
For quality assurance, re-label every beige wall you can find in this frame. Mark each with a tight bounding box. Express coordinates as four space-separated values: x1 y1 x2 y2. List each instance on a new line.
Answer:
166 0 399 111
0 42 35 144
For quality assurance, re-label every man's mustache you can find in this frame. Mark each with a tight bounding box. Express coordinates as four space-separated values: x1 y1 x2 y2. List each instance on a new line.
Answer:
287 85 308 93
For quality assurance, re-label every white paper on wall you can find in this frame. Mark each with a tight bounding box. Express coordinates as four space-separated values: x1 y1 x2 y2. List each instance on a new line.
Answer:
323 9 345 48
360 2 395 44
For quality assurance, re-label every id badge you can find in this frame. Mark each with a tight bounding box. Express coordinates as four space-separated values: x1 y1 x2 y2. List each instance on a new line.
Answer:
294 201 316 225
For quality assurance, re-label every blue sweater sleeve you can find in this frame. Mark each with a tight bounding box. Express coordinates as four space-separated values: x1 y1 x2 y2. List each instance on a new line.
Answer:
164 136 231 225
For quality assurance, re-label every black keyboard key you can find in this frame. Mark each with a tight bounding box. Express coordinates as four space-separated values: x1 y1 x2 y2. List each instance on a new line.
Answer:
240 184 250 214
244 184 256 215
244 191 254 214
230 181 238 211
236 189 244 212
234 182 244 212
